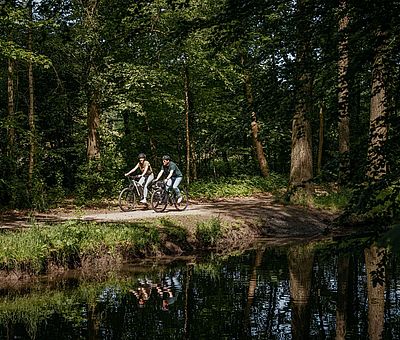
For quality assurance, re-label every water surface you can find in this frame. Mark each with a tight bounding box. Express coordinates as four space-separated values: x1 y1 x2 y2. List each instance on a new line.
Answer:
1 232 400 339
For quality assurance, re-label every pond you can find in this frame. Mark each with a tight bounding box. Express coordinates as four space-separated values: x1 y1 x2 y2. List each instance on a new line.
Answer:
0 231 399 339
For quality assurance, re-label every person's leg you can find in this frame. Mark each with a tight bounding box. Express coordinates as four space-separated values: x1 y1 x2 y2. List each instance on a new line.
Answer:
172 177 182 196
166 178 173 192
138 176 146 200
143 173 154 199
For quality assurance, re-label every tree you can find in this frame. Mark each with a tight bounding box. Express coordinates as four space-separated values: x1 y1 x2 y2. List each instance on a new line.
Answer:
337 0 351 184
289 0 314 187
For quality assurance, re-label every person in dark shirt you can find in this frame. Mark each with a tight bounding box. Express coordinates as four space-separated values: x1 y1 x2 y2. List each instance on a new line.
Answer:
154 155 183 203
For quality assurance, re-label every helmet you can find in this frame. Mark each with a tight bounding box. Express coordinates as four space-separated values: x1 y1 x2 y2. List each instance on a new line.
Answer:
162 155 171 161
138 153 146 159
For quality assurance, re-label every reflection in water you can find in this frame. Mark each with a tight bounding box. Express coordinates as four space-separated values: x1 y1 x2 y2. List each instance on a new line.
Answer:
288 244 314 340
365 244 386 340
0 237 399 339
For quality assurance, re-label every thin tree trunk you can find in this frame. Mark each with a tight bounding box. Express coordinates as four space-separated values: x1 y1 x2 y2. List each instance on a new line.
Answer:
183 59 191 185
289 0 313 187
7 58 15 157
144 112 156 156
27 3 35 187
87 94 101 160
317 103 325 175
243 247 265 337
365 245 386 340
338 0 351 184
241 56 269 177
366 30 388 181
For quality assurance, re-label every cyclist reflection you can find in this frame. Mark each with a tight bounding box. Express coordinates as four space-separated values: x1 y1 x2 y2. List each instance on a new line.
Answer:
130 271 182 311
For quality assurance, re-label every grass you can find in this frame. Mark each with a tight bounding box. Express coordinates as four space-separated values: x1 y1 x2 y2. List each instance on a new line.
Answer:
288 186 352 212
0 221 161 274
195 217 223 246
189 174 288 200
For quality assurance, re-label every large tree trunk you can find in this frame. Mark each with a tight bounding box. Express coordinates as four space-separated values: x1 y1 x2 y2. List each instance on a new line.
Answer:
289 0 313 186
241 56 269 177
27 3 35 187
365 244 386 340
337 0 351 184
366 30 388 181
288 244 314 340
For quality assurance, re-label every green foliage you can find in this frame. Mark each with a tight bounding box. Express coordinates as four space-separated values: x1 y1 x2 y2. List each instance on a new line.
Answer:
189 174 287 200
195 217 223 246
342 178 400 225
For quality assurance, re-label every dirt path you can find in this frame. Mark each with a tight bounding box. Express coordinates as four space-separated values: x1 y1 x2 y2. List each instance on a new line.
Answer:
0 194 335 238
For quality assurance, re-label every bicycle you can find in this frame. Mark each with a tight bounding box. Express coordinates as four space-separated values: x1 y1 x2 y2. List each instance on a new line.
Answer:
118 175 153 211
150 181 189 213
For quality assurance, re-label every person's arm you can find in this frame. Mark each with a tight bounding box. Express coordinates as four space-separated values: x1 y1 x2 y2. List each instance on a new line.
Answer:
125 163 139 176
165 169 174 181
154 169 163 181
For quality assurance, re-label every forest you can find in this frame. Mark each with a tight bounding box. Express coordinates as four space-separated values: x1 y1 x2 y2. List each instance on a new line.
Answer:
1 0 399 226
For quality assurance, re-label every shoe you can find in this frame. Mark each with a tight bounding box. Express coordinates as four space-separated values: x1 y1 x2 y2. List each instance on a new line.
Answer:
177 196 182 204
140 199 147 204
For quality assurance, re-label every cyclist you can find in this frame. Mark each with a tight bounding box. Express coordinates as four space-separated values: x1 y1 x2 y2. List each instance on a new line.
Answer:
153 155 183 203
125 153 154 204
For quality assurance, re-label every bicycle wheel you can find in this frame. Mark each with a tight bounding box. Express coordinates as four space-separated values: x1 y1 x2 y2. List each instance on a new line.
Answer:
151 189 168 212
174 188 189 211
119 187 137 211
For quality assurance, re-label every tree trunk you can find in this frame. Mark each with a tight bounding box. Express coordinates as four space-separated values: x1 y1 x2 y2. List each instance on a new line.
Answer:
83 0 101 161
290 0 313 186
183 58 192 185
288 244 314 340
337 0 351 184
27 3 35 187
365 244 386 340
366 30 388 181
87 94 101 160
7 58 15 157
317 104 325 175
241 56 269 177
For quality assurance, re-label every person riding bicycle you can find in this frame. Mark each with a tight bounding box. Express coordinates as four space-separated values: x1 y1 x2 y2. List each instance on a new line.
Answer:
153 155 183 203
125 153 154 204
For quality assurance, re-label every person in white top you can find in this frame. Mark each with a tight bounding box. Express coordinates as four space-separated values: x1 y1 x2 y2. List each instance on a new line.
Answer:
125 153 154 203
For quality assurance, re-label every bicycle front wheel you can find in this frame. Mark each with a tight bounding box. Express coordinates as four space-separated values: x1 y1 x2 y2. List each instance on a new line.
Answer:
119 187 137 211
151 189 167 212
174 188 189 211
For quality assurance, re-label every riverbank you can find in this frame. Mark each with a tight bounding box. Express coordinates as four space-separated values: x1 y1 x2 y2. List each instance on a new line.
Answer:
0 194 337 280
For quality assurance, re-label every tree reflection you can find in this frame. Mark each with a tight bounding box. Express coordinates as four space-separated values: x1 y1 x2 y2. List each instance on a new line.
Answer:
365 243 386 340
288 244 315 340
242 246 266 337
336 253 354 340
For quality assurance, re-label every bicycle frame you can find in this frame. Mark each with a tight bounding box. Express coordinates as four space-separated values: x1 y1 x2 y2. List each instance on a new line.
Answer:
128 175 144 198
150 181 188 212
